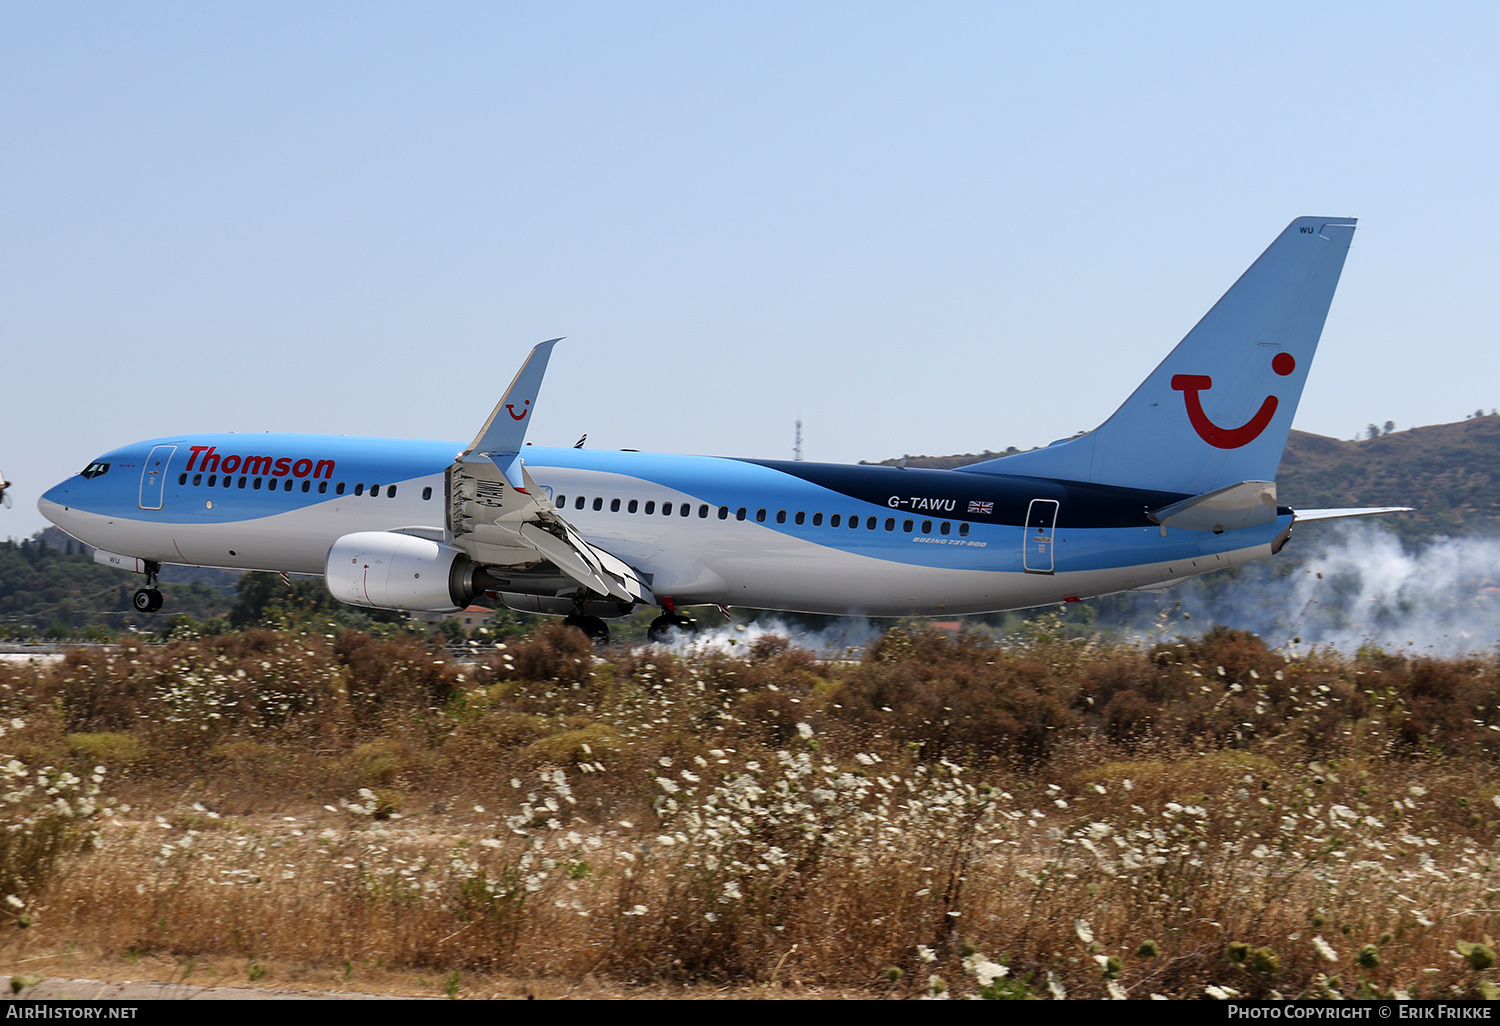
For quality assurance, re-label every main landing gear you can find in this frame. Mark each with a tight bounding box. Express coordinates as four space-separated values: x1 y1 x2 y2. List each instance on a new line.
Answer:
563 613 610 643
647 600 699 644
132 561 164 614
562 591 611 644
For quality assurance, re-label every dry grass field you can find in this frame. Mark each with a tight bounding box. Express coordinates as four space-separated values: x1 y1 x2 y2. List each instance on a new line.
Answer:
3 618 1500 999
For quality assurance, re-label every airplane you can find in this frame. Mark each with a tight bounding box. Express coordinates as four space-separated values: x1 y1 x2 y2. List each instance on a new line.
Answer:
39 216 1408 643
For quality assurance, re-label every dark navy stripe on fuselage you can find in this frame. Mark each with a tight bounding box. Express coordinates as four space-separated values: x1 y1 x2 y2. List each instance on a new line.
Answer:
734 459 1191 529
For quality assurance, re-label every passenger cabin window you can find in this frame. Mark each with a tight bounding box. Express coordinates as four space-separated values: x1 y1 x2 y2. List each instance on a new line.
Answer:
830 514 841 527
336 482 346 495
354 483 365 496
959 523 970 537
736 507 746 521
422 486 432 500
698 504 709 518
320 482 329 494
812 512 823 526
775 510 786 524
940 521 950 535
718 506 729 520
645 501 656 514
593 497 603 511
611 498 621 512
575 496 585 510
628 499 639 513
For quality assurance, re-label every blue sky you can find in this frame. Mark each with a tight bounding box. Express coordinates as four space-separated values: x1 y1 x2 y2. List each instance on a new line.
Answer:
5 2 1497 539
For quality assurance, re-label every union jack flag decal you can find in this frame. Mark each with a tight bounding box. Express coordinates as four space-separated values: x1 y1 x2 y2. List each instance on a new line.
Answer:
968 500 994 515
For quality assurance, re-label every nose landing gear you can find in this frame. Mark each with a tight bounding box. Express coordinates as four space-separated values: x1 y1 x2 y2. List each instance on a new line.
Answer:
132 561 164 613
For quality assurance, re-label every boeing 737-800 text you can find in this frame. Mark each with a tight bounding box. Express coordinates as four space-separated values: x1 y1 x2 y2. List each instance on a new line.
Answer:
40 217 1405 641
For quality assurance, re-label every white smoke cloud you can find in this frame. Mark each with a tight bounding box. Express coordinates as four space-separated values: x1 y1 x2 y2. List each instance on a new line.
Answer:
1169 522 1500 656
660 615 880 658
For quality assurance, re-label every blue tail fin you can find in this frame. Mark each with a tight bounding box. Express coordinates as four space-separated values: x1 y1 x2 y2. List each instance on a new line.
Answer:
965 217 1357 495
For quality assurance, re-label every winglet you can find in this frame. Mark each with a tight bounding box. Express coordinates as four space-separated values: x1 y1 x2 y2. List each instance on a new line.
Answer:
463 338 563 459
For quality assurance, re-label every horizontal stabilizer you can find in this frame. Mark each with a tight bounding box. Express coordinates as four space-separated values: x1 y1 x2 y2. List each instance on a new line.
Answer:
1148 480 1278 533
1294 506 1414 523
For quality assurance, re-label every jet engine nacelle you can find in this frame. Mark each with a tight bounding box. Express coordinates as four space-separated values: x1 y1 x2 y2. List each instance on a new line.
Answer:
325 531 482 612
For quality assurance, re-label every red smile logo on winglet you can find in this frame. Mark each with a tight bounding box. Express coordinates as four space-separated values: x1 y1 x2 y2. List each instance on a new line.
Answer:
506 399 532 421
1172 352 1296 449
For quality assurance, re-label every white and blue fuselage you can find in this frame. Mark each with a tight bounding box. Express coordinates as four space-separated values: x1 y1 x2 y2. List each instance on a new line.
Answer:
39 431 1287 617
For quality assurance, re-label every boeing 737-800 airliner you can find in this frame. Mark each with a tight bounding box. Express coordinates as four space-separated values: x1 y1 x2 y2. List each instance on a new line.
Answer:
39 217 1405 641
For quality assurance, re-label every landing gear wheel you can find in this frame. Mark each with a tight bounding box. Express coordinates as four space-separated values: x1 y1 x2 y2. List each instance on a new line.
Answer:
563 614 610 644
647 613 698 644
133 588 163 613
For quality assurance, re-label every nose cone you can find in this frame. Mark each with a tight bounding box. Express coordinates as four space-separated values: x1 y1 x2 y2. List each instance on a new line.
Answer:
38 480 75 530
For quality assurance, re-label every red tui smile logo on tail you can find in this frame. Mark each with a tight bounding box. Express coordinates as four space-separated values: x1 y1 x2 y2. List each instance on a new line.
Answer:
1172 352 1296 449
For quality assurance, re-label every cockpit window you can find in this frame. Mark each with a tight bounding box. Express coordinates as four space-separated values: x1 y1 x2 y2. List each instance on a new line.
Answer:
81 462 110 479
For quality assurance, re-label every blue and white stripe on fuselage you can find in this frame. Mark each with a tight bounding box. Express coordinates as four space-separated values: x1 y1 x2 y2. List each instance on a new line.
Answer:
39 433 1289 616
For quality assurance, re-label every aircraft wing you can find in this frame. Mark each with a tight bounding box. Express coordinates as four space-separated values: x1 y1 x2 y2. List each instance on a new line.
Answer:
1293 506 1414 522
447 340 653 605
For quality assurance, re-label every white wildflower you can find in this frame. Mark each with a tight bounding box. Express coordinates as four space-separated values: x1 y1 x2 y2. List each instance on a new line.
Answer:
963 953 1007 986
